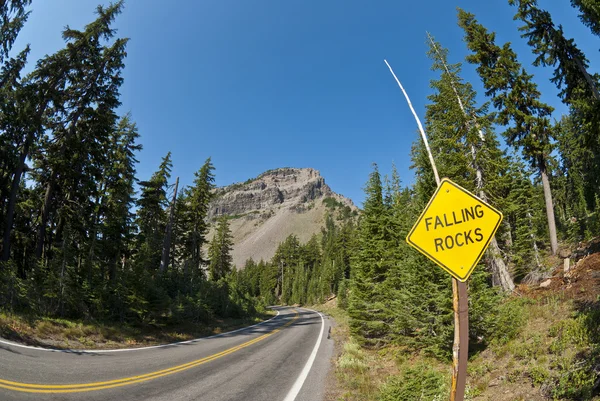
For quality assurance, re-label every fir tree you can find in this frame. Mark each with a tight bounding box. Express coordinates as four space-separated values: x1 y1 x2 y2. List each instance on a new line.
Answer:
208 216 233 281
425 35 514 291
510 0 600 104
135 152 172 271
458 9 559 255
33 1 128 260
570 0 600 38
181 158 215 272
510 0 600 199
0 0 32 262
101 115 141 284
348 164 394 345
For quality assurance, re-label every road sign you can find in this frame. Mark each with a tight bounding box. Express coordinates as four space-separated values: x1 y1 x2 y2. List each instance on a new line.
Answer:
406 178 503 282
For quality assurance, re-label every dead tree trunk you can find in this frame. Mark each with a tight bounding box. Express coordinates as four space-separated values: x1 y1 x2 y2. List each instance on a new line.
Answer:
428 33 514 292
540 159 558 255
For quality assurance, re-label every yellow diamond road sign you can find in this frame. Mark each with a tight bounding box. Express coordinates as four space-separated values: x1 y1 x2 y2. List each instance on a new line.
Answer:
406 178 503 282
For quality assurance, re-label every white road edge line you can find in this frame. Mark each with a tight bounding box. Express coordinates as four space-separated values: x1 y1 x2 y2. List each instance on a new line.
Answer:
282 308 325 401
0 309 281 354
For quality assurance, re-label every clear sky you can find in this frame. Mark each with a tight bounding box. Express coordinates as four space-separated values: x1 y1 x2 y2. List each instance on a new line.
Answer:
12 0 600 206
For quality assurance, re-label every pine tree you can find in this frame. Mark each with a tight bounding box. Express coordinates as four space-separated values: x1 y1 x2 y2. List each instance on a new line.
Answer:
459 9 559 255
425 34 514 290
503 155 544 278
510 0 600 104
33 1 128 261
135 152 172 271
100 115 141 284
0 0 32 262
553 115 592 241
0 1 31 61
208 216 233 281
180 158 215 273
570 0 600 38
510 0 600 199
273 234 302 304
348 164 394 345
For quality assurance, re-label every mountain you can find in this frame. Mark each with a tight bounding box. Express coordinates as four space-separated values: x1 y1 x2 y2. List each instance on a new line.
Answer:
207 167 357 268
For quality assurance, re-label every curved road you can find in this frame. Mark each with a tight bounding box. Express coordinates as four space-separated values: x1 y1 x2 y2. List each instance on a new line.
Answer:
0 307 334 401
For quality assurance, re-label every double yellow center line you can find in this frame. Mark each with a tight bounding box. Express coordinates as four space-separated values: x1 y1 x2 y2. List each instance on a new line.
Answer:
0 310 298 394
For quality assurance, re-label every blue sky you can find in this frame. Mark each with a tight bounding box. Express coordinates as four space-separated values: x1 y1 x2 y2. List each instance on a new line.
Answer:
13 0 600 206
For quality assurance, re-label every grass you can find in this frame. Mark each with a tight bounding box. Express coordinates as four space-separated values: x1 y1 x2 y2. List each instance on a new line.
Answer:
314 292 600 401
465 294 600 400
315 303 449 401
0 310 275 350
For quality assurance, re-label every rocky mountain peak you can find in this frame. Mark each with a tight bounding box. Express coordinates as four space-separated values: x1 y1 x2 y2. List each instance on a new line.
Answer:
209 167 353 220
207 167 356 268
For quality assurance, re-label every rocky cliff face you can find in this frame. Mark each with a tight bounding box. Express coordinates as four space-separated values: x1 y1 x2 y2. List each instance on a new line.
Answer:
207 168 356 268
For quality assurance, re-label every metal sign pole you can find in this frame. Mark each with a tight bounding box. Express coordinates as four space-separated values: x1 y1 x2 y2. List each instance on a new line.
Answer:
385 60 468 401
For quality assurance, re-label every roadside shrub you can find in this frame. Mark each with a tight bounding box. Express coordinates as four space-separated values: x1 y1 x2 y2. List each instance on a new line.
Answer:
378 362 448 401
489 297 530 345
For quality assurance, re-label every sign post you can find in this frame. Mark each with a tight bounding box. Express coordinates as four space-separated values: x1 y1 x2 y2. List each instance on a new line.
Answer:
406 178 503 401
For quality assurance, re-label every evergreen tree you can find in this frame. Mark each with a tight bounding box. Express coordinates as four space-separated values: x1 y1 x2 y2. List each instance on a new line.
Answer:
208 216 233 281
135 152 172 271
425 35 514 290
458 9 559 255
510 0 600 105
32 1 128 261
510 0 600 199
273 234 302 304
0 0 32 262
0 0 31 61
553 116 593 241
348 164 394 345
570 0 600 38
503 155 544 279
100 115 141 284
180 158 215 273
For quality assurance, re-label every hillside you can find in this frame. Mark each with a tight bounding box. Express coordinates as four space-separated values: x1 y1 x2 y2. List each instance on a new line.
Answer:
207 168 357 268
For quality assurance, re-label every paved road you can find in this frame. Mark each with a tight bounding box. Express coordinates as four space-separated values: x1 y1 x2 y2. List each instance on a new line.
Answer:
0 307 334 401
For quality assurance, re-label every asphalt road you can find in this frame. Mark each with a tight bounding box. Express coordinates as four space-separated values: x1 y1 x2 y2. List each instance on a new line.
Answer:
0 307 334 401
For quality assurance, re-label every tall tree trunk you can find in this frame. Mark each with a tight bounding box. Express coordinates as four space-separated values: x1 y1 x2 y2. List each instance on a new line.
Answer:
35 170 57 260
573 56 600 102
87 185 105 282
527 211 542 268
2 140 29 261
159 177 178 273
35 110 84 260
6 78 63 261
540 160 558 254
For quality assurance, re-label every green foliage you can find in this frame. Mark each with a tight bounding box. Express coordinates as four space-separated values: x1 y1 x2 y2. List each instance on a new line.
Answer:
571 0 600 37
489 297 531 345
378 362 449 401
208 216 234 281
323 197 344 209
0 2 261 329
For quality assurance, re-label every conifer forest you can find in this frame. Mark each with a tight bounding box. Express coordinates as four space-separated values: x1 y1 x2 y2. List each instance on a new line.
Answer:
2 1 600 399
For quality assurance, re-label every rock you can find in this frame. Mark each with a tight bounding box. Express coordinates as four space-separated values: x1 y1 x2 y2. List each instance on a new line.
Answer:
558 248 572 258
540 279 552 288
206 168 358 267
208 168 355 220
